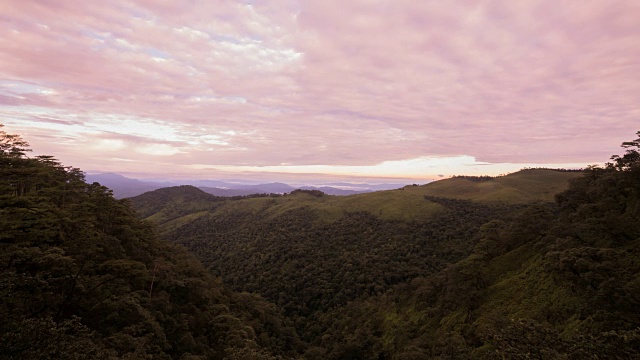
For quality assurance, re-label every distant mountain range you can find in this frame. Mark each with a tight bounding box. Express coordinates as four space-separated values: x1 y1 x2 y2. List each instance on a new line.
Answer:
85 173 165 198
85 172 408 198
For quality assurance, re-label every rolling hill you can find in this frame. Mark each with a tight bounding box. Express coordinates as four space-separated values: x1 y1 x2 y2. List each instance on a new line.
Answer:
132 168 582 227
129 168 600 353
416 168 583 202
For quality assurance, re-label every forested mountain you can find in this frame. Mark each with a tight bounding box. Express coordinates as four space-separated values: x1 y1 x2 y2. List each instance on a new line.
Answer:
131 133 640 359
131 169 581 321
0 125 300 359
4 123 639 359
311 136 640 359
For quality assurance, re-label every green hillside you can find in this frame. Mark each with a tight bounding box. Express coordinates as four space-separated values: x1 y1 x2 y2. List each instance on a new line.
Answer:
318 179 640 358
129 167 587 353
416 168 583 202
300 135 640 359
133 168 580 228
134 186 445 225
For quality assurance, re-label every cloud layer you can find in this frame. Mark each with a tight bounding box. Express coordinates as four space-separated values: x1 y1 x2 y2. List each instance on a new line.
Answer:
1 0 639 180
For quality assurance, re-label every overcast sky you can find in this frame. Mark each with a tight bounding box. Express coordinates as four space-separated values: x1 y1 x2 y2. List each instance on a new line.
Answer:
1 0 638 182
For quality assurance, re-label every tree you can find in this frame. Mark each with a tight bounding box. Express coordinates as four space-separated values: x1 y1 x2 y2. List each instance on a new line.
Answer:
0 124 31 158
609 130 640 170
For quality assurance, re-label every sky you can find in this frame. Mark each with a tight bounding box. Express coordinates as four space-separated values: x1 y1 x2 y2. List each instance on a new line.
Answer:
1 0 639 183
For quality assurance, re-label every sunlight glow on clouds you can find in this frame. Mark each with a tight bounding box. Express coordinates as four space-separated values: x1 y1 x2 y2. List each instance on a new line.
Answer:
136 143 183 156
95 139 126 151
189 156 589 180
1 0 639 181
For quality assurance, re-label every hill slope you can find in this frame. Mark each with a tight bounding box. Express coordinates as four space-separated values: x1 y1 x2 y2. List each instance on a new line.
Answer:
302 136 640 359
316 164 640 358
133 169 580 227
415 168 583 202
129 168 581 347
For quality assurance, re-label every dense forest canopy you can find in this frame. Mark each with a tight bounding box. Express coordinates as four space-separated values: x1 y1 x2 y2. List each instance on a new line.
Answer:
0 124 299 359
2 124 639 359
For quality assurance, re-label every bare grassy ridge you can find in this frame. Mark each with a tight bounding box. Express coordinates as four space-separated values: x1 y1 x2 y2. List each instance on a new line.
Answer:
417 169 583 203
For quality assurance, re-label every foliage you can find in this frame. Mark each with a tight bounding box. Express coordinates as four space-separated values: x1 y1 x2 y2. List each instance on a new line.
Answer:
0 125 299 359
299 131 640 358
137 188 524 341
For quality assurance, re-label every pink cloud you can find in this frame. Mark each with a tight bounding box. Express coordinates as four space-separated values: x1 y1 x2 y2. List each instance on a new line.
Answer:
1 0 639 179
